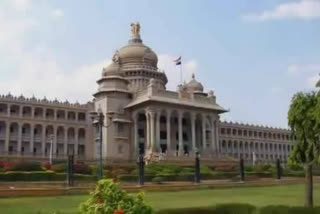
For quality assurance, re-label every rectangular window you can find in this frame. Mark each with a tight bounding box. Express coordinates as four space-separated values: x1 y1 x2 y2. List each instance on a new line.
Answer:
117 123 124 133
160 131 166 139
138 129 144 138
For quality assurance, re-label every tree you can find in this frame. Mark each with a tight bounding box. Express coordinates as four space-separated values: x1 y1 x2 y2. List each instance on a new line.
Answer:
288 91 320 207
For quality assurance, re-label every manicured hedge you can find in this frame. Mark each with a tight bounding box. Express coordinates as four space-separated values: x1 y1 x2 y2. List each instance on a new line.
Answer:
157 204 320 214
157 203 256 214
0 171 97 182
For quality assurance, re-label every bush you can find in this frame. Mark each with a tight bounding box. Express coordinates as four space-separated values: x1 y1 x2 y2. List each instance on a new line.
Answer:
244 165 253 172
79 179 153 214
42 162 51 170
157 207 216 214
214 163 237 172
259 205 320 214
73 163 92 175
6 161 44 172
152 177 164 184
51 163 67 173
215 203 256 214
0 171 97 182
157 204 256 214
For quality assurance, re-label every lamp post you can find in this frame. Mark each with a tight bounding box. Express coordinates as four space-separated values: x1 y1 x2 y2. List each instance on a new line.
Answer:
194 149 200 184
90 108 114 180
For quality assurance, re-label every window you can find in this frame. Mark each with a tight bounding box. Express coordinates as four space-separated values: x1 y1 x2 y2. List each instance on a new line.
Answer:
183 132 188 141
118 145 123 154
117 123 124 133
160 131 166 139
138 129 144 138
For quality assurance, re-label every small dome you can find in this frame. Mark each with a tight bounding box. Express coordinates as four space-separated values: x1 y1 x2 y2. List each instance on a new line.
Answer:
185 73 204 92
102 63 120 76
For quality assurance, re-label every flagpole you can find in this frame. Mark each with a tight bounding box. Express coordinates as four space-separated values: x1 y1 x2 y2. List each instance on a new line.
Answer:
180 60 182 84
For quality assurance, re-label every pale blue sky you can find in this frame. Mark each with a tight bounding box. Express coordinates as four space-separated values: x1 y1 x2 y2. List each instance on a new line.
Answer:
0 0 319 128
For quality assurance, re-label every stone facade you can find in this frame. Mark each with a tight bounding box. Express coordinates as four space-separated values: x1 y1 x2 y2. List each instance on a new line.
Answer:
0 23 295 163
218 121 294 163
0 94 94 159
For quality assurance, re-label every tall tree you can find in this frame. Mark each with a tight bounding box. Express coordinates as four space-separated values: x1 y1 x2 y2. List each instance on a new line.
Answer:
288 91 320 207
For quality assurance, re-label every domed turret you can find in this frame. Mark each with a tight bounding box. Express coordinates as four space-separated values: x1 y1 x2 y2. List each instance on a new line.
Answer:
185 73 204 93
102 62 120 76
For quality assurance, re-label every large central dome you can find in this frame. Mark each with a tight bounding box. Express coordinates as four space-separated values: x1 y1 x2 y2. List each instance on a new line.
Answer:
102 22 167 92
118 40 158 67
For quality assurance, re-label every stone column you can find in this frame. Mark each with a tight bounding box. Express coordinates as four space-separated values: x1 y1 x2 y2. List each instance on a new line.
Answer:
31 107 35 119
30 124 34 155
178 111 183 156
210 117 216 154
156 112 161 152
5 121 10 153
133 113 139 156
42 125 46 157
202 114 206 149
53 126 57 157
75 128 79 155
19 106 23 117
145 112 150 151
166 110 171 155
7 104 11 116
215 120 220 155
150 111 156 152
191 112 196 153
64 127 68 156
17 123 22 154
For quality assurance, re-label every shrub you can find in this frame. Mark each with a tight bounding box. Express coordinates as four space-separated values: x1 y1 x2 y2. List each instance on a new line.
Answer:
214 163 237 172
152 176 164 184
0 171 97 182
51 163 67 173
157 204 255 214
215 203 256 214
6 161 44 172
259 205 320 214
157 207 216 214
79 179 153 214
244 165 253 172
200 166 213 174
42 162 51 170
73 163 92 175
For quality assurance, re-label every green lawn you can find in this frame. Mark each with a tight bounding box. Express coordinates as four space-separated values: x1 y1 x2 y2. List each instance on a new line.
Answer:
0 184 318 214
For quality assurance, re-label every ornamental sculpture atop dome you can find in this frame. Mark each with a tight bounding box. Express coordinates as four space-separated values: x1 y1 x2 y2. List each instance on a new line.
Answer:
130 22 140 38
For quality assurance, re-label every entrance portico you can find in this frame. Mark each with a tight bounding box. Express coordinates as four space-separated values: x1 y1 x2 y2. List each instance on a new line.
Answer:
132 106 220 158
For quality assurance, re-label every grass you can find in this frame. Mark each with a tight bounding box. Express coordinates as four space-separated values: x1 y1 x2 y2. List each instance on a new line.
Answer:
0 184 318 214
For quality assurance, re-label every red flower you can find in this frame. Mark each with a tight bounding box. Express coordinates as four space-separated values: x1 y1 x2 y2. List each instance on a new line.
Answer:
97 198 103 204
114 210 124 214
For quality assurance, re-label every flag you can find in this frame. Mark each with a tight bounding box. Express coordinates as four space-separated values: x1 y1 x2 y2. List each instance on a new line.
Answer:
174 56 181 65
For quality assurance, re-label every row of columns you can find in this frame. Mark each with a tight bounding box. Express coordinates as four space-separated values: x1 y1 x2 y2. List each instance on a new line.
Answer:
1 104 86 121
133 109 219 157
221 140 292 161
1 123 86 156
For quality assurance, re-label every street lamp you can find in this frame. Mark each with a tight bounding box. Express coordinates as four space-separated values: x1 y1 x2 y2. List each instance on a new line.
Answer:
90 108 114 179
194 148 200 184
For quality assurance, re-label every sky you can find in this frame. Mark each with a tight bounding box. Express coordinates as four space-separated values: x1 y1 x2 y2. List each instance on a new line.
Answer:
0 0 319 129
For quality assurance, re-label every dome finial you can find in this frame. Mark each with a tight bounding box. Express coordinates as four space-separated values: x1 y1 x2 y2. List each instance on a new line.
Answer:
129 22 142 44
130 22 140 38
192 73 195 80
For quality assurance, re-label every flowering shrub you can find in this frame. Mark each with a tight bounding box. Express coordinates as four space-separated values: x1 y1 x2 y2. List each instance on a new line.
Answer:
42 162 52 170
79 179 153 214
73 163 92 175
1 161 44 171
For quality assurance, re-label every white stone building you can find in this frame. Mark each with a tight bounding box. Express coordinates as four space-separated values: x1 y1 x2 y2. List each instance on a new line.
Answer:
0 23 295 163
